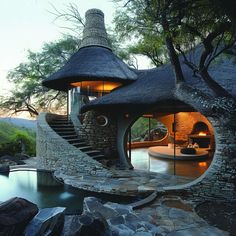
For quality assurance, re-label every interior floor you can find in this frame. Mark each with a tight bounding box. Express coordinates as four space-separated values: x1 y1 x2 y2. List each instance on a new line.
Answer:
131 148 213 178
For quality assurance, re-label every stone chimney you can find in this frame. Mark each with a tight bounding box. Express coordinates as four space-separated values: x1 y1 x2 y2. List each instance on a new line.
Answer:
79 9 111 50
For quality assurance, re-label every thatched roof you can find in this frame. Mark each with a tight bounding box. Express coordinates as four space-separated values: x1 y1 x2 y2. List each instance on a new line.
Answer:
42 46 137 91
81 53 236 113
42 9 137 91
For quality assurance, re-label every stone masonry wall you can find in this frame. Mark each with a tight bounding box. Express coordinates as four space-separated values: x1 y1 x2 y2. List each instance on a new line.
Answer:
158 112 214 147
187 115 236 200
78 111 117 156
167 82 236 201
36 112 112 177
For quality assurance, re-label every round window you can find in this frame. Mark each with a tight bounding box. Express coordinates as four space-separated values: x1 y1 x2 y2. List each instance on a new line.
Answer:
96 115 108 127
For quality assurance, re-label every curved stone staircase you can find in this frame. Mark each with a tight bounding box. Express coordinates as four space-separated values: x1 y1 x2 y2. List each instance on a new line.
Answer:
47 115 106 162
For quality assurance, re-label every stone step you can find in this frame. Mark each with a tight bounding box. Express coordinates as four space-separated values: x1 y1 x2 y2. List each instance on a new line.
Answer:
50 124 74 128
56 131 77 136
73 142 88 147
85 150 102 156
92 154 105 160
52 127 75 131
52 116 68 120
49 120 73 125
48 117 106 166
61 134 78 139
67 138 85 144
77 146 94 151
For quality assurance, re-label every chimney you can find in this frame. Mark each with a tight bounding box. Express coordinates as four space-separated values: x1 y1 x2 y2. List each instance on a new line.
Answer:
79 9 111 50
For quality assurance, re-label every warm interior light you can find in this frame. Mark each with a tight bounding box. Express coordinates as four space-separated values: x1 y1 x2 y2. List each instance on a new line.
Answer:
198 162 207 167
198 132 207 136
70 81 122 92
143 114 154 118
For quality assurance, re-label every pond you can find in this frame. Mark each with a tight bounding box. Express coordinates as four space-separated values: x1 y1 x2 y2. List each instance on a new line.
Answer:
0 169 133 214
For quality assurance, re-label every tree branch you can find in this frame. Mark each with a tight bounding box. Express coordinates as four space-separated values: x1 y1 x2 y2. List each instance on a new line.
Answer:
200 22 232 68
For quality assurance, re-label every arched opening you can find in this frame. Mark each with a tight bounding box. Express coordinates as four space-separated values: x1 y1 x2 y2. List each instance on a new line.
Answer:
127 111 215 179
131 115 168 145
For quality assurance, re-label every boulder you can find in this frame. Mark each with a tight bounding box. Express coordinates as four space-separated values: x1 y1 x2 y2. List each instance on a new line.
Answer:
83 197 118 219
0 197 38 236
61 215 82 236
62 212 112 236
78 212 112 236
24 207 65 236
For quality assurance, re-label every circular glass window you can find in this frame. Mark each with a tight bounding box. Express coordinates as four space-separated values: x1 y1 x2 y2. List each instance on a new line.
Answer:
96 115 108 127
131 117 168 142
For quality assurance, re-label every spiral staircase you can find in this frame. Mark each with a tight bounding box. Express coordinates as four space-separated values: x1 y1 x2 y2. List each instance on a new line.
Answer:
47 115 106 162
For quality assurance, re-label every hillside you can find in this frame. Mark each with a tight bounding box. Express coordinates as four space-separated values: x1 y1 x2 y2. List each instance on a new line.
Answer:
0 117 36 130
0 120 36 157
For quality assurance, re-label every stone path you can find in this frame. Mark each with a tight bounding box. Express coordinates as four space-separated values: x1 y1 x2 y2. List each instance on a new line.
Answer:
20 158 231 235
54 169 192 197
22 157 192 197
62 196 228 236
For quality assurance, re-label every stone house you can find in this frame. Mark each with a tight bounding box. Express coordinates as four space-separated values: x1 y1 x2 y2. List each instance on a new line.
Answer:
38 9 236 201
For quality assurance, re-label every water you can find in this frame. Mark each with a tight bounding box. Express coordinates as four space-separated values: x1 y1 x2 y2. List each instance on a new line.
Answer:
0 169 90 213
0 169 135 214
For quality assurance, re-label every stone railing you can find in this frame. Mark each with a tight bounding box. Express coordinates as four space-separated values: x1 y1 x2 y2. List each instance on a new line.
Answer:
36 112 112 177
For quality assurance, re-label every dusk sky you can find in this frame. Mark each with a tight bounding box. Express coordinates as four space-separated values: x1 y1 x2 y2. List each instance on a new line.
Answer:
0 0 117 95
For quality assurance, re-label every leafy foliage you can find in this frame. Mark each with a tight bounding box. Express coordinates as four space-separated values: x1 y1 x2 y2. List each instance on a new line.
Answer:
113 0 236 96
131 117 167 141
0 121 36 156
0 36 80 116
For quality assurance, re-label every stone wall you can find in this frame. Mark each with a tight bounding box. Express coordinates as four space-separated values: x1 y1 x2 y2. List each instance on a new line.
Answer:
164 114 236 201
188 115 236 200
78 110 117 156
36 112 112 177
165 82 236 201
158 112 214 147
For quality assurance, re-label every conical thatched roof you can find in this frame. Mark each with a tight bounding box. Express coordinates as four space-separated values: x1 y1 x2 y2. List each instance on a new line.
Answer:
42 9 137 91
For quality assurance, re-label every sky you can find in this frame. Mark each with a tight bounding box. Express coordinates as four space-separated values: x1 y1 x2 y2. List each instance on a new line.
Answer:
0 0 135 95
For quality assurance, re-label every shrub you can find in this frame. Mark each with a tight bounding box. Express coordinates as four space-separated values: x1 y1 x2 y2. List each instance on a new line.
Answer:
0 121 36 157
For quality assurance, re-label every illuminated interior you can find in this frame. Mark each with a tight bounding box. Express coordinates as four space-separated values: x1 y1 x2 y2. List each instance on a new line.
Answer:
70 81 122 94
198 132 207 136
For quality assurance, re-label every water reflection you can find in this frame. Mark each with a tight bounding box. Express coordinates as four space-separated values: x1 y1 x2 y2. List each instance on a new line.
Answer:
0 170 86 212
131 148 212 178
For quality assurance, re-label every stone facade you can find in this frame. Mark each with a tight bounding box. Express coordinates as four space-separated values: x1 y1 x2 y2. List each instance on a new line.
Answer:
158 112 214 147
163 82 236 201
36 113 112 177
78 110 118 157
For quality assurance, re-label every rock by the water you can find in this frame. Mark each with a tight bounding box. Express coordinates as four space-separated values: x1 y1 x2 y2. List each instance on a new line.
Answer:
78 212 112 236
83 197 119 219
61 215 82 236
24 207 65 236
0 155 24 166
0 164 10 173
0 197 38 236
62 212 112 236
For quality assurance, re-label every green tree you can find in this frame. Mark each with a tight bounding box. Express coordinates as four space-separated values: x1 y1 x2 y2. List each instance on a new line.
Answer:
114 0 236 96
0 36 80 116
0 3 133 116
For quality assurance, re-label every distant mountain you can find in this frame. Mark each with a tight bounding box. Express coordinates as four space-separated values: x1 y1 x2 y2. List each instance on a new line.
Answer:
0 117 36 130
